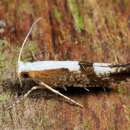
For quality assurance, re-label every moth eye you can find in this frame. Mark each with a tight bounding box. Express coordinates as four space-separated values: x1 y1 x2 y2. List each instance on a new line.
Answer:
22 73 29 78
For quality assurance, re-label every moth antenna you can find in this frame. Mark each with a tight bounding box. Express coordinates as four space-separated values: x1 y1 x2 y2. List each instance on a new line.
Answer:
17 17 42 86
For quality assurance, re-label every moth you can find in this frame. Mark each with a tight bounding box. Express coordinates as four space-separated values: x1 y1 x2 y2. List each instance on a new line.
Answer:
18 61 130 89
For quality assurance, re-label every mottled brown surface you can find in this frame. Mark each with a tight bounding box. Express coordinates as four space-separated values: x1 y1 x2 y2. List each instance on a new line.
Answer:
0 88 130 130
0 0 130 129
1 0 130 62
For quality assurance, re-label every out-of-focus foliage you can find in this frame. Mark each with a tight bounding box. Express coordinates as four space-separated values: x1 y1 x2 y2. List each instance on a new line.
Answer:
0 0 130 63
52 7 62 22
67 0 84 32
0 1 130 130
